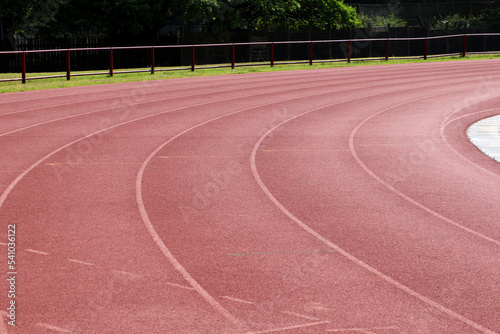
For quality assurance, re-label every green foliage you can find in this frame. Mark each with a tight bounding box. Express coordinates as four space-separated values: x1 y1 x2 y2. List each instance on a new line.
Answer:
429 14 473 30
427 9 500 30
186 0 358 32
2 0 359 42
475 8 500 29
2 0 186 42
0 0 36 36
356 14 406 28
287 0 359 30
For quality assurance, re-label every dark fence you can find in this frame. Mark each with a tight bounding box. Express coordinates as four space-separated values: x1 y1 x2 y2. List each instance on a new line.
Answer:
1 33 500 84
1 27 496 73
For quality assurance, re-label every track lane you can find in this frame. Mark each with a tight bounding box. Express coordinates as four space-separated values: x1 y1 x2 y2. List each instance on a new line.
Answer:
4 69 447 333
138 64 500 332
250 68 500 331
2 59 498 117
3 68 491 194
1 60 500 333
3 75 450 332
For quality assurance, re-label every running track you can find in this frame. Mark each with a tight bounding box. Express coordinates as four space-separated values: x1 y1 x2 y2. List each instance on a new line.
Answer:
1 60 500 333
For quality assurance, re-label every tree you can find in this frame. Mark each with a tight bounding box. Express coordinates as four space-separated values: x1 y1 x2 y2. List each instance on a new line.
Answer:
1 0 187 43
291 0 357 30
0 0 36 39
186 0 358 33
1 0 359 47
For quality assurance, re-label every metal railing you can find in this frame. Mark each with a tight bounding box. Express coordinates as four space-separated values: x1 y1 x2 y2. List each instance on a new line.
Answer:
1 33 500 84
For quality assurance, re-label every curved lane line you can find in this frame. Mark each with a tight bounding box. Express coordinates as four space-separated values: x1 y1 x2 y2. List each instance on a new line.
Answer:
440 107 500 179
0 68 381 117
349 97 500 248
133 81 483 330
251 99 497 334
0 63 483 107
1 66 495 120
0 72 426 137
2 74 478 211
0 75 472 331
134 106 272 328
1 69 494 149
2 69 497 332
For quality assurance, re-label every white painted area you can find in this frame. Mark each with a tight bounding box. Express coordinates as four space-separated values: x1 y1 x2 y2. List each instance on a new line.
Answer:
67 259 95 266
36 323 72 333
111 270 142 279
164 282 195 290
252 102 499 334
25 249 49 255
281 311 320 321
221 296 255 305
467 114 500 162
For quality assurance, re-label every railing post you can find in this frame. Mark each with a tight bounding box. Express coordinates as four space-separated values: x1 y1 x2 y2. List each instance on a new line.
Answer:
309 41 313 65
151 47 155 74
191 45 195 71
66 49 71 81
385 39 389 61
21 51 26 84
462 34 466 57
270 42 274 67
348 40 351 63
109 48 114 76
231 44 235 69
424 38 427 60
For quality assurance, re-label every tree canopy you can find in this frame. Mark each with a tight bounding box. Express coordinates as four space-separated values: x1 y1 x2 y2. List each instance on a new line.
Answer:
186 0 358 32
0 0 358 41
1 0 184 42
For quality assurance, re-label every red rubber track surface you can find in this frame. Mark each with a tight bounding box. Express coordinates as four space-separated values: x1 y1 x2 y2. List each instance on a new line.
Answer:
1 60 500 334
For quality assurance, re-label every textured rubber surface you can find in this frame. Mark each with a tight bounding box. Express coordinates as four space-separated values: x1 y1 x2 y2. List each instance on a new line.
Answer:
1 60 500 333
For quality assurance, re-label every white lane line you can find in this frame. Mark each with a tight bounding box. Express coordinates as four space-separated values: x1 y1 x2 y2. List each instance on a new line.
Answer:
252 92 498 334
325 326 399 333
246 321 330 333
136 100 318 329
164 282 195 290
350 101 500 249
111 270 142 278
227 250 336 257
24 248 49 255
0 311 8 334
281 311 320 321
134 75 460 331
222 296 256 305
67 259 95 266
0 69 332 118
36 323 71 332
